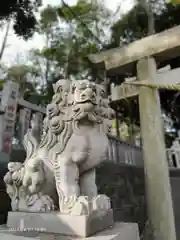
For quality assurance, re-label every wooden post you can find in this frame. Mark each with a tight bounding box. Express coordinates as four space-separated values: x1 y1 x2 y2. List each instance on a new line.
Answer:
137 57 176 240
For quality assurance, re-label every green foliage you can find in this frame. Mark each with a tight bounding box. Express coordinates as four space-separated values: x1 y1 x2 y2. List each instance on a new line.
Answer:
108 1 180 139
58 0 93 22
0 0 41 39
39 6 58 32
28 0 112 95
111 4 148 46
110 2 180 46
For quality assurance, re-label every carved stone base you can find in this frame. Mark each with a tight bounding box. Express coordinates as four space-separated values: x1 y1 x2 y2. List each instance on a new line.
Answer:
7 209 114 237
1 222 140 239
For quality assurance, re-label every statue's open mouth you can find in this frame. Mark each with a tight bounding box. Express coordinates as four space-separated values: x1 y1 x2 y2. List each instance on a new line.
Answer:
77 99 97 105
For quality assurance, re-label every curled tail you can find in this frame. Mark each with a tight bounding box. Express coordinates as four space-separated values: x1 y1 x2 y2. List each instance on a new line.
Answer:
23 114 43 161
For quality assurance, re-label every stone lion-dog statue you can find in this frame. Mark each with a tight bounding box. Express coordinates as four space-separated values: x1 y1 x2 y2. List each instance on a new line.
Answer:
4 79 115 215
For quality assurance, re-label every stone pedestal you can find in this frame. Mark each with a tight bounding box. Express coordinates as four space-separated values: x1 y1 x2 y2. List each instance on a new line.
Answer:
1 222 140 240
7 209 114 238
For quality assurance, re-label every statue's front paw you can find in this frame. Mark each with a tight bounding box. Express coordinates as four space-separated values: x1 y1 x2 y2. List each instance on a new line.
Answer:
26 194 55 213
8 162 23 172
92 194 111 212
70 196 90 215
4 172 13 184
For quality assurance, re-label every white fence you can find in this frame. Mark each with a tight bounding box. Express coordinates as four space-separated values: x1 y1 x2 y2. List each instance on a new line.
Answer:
167 148 180 168
108 136 180 168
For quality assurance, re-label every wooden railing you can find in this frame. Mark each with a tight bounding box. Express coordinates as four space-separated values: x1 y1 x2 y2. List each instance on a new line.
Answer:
108 135 180 168
107 135 143 166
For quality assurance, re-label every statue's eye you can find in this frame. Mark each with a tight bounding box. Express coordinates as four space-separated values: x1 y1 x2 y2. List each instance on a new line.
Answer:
58 87 62 92
101 90 105 96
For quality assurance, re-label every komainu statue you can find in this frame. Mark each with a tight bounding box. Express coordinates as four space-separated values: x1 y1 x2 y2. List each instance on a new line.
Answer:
4 79 115 215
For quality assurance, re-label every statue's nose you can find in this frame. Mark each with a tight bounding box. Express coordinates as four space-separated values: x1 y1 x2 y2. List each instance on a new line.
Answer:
85 88 94 97
80 88 96 101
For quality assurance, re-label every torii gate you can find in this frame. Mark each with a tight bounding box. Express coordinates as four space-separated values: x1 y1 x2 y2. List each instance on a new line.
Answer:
88 25 180 240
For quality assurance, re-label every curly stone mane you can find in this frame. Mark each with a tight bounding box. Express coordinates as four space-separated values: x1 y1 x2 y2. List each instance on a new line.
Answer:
23 79 103 170
39 118 73 165
23 114 43 162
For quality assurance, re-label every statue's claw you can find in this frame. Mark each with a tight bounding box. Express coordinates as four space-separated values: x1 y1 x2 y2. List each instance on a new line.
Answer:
70 196 90 215
92 194 111 212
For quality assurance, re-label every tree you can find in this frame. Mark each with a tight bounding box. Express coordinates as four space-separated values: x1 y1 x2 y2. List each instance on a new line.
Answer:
28 1 114 103
0 0 42 39
44 0 112 79
28 5 62 104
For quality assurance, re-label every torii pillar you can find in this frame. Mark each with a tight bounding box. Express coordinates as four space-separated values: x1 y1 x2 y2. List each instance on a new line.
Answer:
137 57 176 240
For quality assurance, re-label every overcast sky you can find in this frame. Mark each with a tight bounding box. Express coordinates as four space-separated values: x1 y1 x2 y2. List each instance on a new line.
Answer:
0 0 134 65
